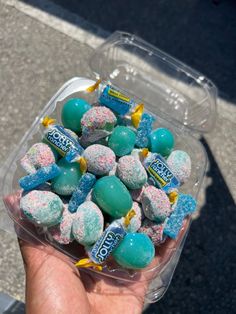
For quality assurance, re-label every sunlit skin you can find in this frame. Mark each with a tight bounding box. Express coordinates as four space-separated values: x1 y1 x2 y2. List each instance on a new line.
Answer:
4 193 188 314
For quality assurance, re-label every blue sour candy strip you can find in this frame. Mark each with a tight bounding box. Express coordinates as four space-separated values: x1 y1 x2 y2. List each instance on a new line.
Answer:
19 164 61 191
135 113 155 148
99 85 133 115
163 194 197 239
68 173 96 213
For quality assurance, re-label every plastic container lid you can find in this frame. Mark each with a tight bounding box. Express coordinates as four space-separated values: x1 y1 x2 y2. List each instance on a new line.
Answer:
90 31 217 133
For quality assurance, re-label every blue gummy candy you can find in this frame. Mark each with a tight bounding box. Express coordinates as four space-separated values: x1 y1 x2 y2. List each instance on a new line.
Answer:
68 173 96 213
135 113 155 148
19 164 61 191
163 194 197 239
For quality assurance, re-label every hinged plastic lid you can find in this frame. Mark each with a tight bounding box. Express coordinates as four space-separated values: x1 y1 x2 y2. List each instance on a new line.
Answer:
90 31 217 133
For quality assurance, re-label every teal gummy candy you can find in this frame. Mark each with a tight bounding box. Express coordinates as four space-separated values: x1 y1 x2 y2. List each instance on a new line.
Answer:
19 164 61 191
112 233 155 269
164 194 197 239
61 98 91 133
148 128 174 157
68 173 96 213
108 126 136 157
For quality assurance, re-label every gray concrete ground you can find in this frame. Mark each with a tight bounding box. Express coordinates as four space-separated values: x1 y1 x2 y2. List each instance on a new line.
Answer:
0 0 235 313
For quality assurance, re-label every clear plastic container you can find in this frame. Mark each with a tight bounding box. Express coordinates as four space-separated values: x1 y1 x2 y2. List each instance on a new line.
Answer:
0 31 217 303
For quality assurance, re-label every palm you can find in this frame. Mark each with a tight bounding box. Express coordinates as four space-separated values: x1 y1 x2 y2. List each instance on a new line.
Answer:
4 193 186 314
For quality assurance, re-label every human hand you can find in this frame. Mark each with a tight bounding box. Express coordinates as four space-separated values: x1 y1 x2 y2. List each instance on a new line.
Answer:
4 192 188 314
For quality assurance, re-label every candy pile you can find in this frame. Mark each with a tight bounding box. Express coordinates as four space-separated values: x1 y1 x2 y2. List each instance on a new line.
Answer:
18 81 197 270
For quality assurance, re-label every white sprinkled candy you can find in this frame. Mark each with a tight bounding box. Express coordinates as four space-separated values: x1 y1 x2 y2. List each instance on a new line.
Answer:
141 186 172 223
83 144 116 176
72 201 104 246
20 190 63 227
117 155 147 189
167 150 191 184
81 106 117 143
21 143 55 174
48 204 74 244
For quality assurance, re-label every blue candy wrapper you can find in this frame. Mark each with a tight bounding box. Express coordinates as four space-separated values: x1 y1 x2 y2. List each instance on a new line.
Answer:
99 85 134 115
88 220 126 264
144 154 180 193
44 125 84 160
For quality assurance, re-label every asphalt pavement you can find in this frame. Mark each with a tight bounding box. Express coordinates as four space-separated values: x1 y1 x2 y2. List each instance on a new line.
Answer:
0 1 235 313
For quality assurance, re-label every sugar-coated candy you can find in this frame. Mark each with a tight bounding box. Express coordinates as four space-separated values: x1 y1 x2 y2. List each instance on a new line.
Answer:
112 233 155 269
117 155 147 189
88 219 126 264
167 150 191 184
120 202 143 233
20 190 63 227
51 158 82 196
164 194 197 239
72 201 104 246
48 204 74 244
148 128 174 157
21 143 55 174
130 186 145 203
82 144 116 176
135 113 155 148
42 117 84 161
19 164 61 191
92 176 133 218
68 173 96 213
108 126 136 157
144 153 180 193
138 219 165 246
61 98 92 133
98 84 134 115
141 185 172 222
81 106 117 142
108 162 117 176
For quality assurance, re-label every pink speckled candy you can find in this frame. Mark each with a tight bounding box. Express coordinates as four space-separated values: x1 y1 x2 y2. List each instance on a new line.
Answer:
108 162 117 176
20 190 63 227
117 156 147 189
141 186 172 222
72 201 104 246
130 186 145 203
21 143 55 174
83 144 116 175
120 202 143 233
167 150 191 184
138 219 165 246
48 204 74 244
81 106 117 142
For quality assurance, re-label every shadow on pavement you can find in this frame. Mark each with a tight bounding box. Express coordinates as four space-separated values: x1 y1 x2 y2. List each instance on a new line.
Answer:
145 137 236 314
21 0 236 102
